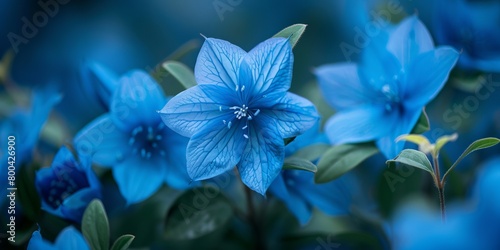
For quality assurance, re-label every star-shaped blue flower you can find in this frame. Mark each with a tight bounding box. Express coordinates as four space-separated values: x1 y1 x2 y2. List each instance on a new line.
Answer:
159 37 319 194
74 70 192 204
28 226 90 250
35 146 101 223
315 16 459 159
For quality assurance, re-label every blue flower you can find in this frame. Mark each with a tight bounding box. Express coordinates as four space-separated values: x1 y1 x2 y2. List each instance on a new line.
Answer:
0 86 61 205
393 157 500 250
269 123 369 225
315 16 459 159
35 146 101 223
28 226 90 250
435 0 500 72
159 37 319 194
74 70 192 204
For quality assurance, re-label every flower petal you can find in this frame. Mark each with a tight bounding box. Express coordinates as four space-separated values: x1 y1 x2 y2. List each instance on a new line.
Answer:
74 114 130 167
159 84 238 138
315 63 372 110
387 15 435 69
259 92 319 138
245 37 293 102
51 146 76 167
186 116 247 180
269 173 312 225
195 38 246 90
237 123 284 195
376 109 422 159
113 156 165 204
325 105 393 145
160 129 192 189
110 70 166 131
60 188 101 223
55 227 90 250
28 230 57 250
404 47 459 108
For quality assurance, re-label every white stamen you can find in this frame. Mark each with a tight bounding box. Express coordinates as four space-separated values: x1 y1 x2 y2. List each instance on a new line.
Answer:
248 115 252 120
228 121 232 129
235 85 239 91
241 85 245 91
254 109 260 116
242 125 248 130
243 134 249 139
219 106 222 111
223 120 227 124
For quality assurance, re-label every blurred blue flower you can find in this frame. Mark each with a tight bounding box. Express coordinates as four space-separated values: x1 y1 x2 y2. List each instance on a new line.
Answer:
160 37 319 195
28 226 90 250
79 60 119 112
315 15 459 159
35 146 101 223
393 157 500 250
0 86 61 204
435 0 500 72
75 70 191 204
270 123 367 225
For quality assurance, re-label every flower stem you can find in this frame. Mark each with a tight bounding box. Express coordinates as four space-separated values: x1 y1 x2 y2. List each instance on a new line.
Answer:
433 156 446 222
244 185 266 250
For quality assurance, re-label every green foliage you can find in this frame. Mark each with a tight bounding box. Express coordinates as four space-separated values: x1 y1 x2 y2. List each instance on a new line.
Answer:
272 24 307 49
82 199 110 250
162 61 197 89
442 137 500 182
315 143 379 183
163 188 233 244
110 235 135 250
387 149 436 181
282 157 317 173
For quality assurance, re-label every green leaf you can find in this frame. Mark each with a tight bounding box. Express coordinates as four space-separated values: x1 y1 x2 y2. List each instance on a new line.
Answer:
82 199 110 250
164 188 233 242
386 149 436 180
434 133 458 156
410 110 430 134
442 137 500 182
283 157 317 173
272 24 307 48
110 235 135 250
162 61 197 89
291 143 331 161
315 143 379 183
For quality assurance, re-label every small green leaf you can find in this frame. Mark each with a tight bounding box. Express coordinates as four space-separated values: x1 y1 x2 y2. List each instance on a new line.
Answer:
386 149 436 180
272 24 307 48
411 110 430 134
162 61 197 89
315 143 379 183
434 133 458 156
82 199 110 250
443 137 500 182
283 157 317 173
110 235 135 250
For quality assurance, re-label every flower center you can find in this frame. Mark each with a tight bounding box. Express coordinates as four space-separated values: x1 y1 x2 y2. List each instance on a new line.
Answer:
381 83 401 112
219 103 261 140
128 123 166 159
46 162 89 208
